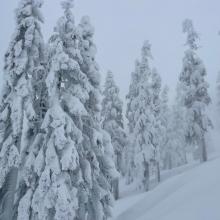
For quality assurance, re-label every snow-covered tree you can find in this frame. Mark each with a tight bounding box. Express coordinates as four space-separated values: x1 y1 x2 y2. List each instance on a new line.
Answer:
159 86 169 129
19 2 83 218
178 19 211 162
101 71 126 199
17 1 117 220
126 60 141 134
125 60 141 183
102 71 126 173
158 86 170 169
150 68 162 183
77 15 118 220
126 41 159 190
0 0 46 219
159 85 187 169
167 105 188 168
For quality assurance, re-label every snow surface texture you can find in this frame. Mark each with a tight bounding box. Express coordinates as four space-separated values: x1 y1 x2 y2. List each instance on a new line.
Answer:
112 156 220 220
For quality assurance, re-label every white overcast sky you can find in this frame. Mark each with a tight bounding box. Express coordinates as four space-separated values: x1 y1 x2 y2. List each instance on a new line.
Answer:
1 0 220 104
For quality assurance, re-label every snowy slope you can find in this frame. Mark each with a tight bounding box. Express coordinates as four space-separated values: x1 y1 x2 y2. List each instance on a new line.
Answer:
113 157 220 220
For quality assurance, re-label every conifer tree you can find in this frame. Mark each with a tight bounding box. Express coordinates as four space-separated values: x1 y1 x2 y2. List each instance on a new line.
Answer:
126 60 141 134
159 86 187 169
159 86 169 128
159 86 171 169
126 41 158 190
101 71 126 199
77 15 118 220
0 0 45 219
17 1 117 219
126 60 141 183
102 72 126 173
18 2 82 219
150 68 162 183
179 19 211 162
166 104 188 168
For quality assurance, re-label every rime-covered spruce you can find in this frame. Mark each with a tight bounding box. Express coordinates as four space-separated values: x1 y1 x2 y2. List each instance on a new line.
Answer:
126 41 161 190
18 1 118 219
0 0 46 219
101 71 126 199
178 19 212 162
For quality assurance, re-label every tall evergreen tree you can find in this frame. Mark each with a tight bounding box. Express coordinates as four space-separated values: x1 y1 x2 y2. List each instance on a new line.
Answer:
0 0 45 219
179 19 211 162
17 1 117 220
101 72 126 173
126 41 159 190
166 104 188 168
101 71 126 199
126 60 141 134
150 68 162 183
159 86 169 130
18 1 82 219
158 86 173 170
77 15 118 220
159 85 187 169
126 60 141 183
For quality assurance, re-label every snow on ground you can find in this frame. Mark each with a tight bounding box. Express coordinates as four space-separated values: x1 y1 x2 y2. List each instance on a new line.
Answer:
112 156 220 220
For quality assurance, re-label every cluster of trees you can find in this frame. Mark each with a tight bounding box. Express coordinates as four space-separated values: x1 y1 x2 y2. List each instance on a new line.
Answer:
0 0 118 219
0 0 212 220
124 18 211 191
125 19 211 190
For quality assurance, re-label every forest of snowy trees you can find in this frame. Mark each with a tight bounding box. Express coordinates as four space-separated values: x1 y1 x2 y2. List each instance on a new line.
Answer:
0 0 217 220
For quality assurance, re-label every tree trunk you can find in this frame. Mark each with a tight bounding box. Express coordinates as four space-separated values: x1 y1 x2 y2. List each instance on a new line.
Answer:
111 178 119 200
201 135 207 162
126 159 135 184
168 153 172 170
184 149 187 164
156 161 161 183
116 152 122 174
143 161 149 191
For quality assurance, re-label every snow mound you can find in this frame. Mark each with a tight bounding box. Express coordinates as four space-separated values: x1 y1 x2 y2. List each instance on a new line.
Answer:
113 157 220 220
